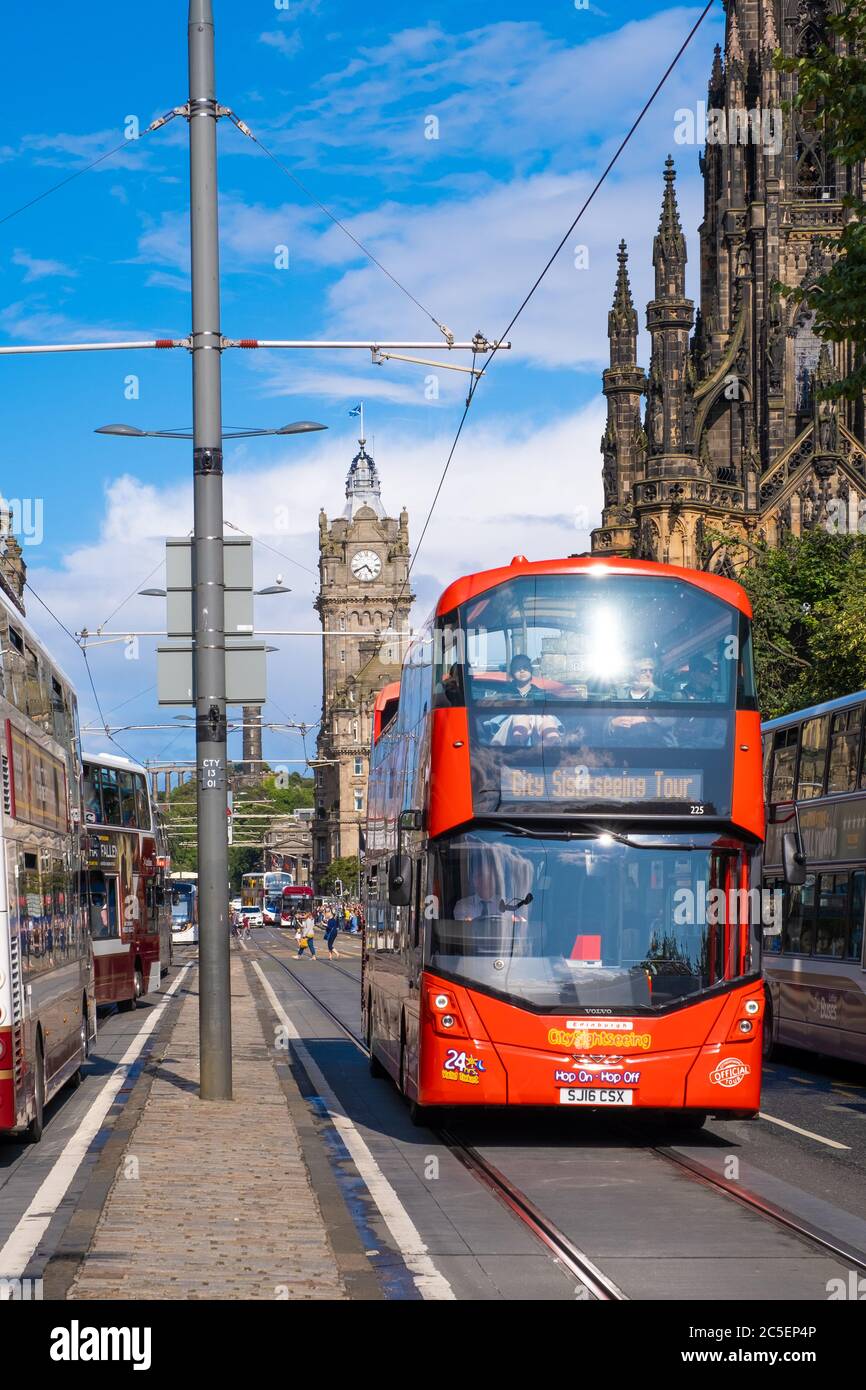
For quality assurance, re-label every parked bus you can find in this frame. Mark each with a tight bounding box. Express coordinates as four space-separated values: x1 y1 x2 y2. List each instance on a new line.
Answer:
262 869 293 925
280 883 314 925
762 690 866 1063
364 556 766 1126
0 593 94 1142
83 752 167 1008
169 873 198 944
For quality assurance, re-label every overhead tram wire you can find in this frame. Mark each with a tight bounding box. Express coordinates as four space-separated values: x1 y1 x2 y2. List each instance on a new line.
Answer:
223 111 452 340
99 556 166 630
0 107 184 230
353 0 717 686
24 580 137 760
224 520 317 579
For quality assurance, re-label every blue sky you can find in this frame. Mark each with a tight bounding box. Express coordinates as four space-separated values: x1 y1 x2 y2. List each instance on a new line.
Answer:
1 0 726 770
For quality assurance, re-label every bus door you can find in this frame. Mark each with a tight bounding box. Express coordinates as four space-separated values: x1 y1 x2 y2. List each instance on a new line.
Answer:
88 870 130 1003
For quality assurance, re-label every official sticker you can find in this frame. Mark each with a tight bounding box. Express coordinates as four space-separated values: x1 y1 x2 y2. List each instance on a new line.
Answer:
709 1057 751 1088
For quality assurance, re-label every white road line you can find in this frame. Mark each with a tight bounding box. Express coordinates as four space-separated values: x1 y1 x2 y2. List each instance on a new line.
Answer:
759 1110 850 1150
0 965 192 1287
252 959 455 1301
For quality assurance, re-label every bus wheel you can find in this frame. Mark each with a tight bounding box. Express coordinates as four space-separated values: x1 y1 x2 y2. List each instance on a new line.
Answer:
68 1009 89 1090
400 1034 430 1127
366 1005 385 1079
674 1111 707 1134
118 967 142 1012
25 1037 45 1144
762 992 776 1062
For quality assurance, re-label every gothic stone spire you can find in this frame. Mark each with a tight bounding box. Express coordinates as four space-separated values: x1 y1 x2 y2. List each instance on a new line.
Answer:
653 156 687 300
608 239 638 367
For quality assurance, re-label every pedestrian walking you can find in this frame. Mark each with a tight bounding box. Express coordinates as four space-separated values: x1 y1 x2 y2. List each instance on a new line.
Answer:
295 913 318 959
324 912 341 960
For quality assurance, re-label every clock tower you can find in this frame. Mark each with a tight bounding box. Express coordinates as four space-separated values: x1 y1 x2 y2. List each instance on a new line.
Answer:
313 434 413 882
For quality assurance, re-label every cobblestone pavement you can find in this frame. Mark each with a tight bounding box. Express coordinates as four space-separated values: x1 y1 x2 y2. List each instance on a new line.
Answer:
69 955 348 1301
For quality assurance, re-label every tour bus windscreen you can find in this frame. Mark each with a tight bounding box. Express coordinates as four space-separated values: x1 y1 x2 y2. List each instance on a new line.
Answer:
428 829 757 1011
437 573 755 818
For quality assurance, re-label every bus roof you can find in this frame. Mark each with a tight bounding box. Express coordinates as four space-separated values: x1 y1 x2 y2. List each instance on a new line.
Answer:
373 681 400 744
762 688 866 732
82 750 149 777
0 584 78 697
436 555 752 620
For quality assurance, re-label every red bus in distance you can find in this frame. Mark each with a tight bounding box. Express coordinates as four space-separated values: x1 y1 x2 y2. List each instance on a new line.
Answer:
280 884 314 924
83 753 169 1008
363 555 766 1126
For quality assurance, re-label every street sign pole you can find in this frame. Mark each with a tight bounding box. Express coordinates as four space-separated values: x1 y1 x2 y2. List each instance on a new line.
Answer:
188 0 232 1101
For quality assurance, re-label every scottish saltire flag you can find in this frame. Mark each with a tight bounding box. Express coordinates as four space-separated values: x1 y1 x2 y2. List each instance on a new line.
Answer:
348 404 362 417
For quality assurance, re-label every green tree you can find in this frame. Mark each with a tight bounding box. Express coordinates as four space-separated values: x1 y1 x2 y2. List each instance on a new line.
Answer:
735 529 866 717
161 770 315 890
318 855 360 899
775 1 866 399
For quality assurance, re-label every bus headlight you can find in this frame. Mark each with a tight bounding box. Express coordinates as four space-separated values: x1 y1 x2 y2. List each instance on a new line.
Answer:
744 1000 760 1016
738 1019 752 1034
441 1015 455 1029
434 994 449 1010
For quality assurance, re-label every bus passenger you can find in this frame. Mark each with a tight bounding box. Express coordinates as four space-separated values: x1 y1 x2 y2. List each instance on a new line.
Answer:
490 712 563 748
678 654 715 701
506 654 545 703
608 657 669 743
453 862 502 921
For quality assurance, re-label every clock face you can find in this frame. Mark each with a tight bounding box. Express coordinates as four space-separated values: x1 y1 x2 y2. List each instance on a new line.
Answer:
351 550 382 581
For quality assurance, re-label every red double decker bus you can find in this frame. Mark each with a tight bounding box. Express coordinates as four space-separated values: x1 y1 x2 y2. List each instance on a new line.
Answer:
280 884 314 924
83 753 168 1008
363 556 766 1127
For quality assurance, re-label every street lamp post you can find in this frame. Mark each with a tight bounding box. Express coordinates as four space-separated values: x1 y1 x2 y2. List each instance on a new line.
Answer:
188 0 231 1102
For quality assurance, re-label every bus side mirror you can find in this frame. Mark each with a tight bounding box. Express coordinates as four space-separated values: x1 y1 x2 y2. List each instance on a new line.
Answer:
782 832 806 886
388 853 412 907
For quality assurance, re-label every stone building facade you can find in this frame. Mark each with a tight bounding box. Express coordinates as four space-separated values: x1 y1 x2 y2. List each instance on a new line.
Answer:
591 0 866 571
0 498 26 613
313 437 412 881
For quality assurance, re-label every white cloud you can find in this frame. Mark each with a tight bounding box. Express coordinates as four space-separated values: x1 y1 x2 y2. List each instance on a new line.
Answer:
259 31 303 59
0 301 182 344
25 401 605 762
12 248 77 282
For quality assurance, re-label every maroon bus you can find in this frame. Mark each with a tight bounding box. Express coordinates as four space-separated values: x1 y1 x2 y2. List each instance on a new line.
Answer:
280 884 314 925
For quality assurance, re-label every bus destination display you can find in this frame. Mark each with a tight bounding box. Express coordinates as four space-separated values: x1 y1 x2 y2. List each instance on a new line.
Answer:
500 765 705 803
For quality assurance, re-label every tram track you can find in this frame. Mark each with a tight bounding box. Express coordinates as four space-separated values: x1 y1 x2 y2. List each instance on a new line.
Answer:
247 936 866 1296
250 937 623 1297
650 1143 866 1275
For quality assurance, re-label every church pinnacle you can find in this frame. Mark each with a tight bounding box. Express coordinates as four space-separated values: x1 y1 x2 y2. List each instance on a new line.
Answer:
653 157 687 301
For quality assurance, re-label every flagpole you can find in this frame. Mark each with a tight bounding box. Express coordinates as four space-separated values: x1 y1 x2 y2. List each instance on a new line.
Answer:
361 401 365 442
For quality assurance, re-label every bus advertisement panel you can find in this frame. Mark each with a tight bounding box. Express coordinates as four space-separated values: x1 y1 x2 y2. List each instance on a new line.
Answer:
363 556 765 1127
0 596 94 1143
241 872 264 908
